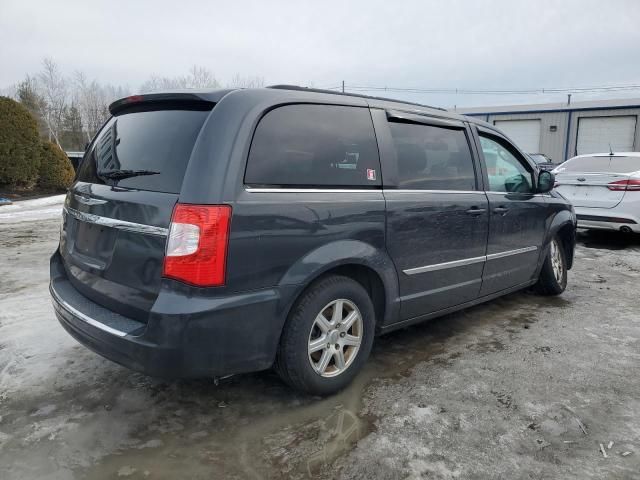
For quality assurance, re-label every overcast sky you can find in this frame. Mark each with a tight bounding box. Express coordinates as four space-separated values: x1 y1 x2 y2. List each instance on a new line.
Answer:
1 0 639 108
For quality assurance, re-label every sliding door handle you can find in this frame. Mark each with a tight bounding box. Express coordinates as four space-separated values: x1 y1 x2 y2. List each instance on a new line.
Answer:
466 207 486 215
493 206 509 215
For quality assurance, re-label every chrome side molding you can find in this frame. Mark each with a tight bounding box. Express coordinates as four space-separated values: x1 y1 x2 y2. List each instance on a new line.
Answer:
244 187 483 194
485 246 538 261
245 187 381 193
403 246 538 275
403 255 486 275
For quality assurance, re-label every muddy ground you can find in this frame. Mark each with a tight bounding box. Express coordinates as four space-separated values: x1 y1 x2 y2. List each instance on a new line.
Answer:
0 204 639 479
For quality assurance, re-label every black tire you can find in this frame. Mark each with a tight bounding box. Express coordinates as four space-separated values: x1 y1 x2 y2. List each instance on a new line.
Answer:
534 236 567 295
274 275 375 396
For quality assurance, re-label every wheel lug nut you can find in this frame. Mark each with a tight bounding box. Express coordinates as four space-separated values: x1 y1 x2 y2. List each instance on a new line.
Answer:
340 332 345 337
335 344 339 349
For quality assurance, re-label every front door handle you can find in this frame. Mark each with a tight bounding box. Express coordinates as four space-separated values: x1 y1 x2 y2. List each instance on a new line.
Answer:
466 207 486 215
493 206 509 215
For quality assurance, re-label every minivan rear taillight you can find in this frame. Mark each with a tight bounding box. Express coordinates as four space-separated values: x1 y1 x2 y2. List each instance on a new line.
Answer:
162 204 232 287
607 179 640 191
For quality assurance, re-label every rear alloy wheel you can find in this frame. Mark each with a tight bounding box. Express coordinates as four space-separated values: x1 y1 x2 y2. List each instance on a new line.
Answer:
275 275 375 395
535 236 567 295
307 299 363 377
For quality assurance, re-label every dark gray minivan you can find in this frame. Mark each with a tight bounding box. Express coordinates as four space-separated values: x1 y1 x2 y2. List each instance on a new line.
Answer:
50 86 576 395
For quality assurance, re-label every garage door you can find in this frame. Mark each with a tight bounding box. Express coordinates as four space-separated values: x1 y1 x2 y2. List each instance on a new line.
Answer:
493 119 541 153
576 116 637 155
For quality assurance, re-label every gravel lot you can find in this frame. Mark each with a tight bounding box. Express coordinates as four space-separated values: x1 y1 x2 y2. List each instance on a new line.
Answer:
0 198 639 479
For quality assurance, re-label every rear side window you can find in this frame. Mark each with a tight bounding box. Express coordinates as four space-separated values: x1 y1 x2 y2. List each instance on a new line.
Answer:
77 108 211 193
388 122 477 190
245 104 381 188
558 156 640 173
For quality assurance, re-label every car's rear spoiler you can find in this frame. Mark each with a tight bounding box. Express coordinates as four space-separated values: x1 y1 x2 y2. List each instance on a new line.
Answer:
109 90 235 115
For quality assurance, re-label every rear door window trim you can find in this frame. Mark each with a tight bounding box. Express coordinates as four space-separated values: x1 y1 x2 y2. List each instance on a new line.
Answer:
384 117 481 191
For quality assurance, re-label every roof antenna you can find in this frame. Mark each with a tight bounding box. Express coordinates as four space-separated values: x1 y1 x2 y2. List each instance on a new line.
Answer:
609 143 614 156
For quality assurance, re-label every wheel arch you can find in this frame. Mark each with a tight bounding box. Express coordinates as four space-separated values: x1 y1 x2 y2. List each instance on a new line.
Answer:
278 240 400 330
546 210 576 270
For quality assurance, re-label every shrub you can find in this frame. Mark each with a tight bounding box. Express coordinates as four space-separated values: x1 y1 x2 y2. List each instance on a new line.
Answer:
38 140 75 190
0 96 42 187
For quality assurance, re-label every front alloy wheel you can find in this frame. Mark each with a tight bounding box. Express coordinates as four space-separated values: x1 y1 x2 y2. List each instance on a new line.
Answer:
550 238 564 283
534 235 567 295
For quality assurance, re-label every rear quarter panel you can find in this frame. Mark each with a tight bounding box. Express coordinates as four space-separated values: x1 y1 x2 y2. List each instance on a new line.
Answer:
180 90 399 322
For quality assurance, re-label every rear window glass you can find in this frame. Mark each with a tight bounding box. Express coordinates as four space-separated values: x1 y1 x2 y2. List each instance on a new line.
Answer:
76 108 210 193
558 156 640 173
245 104 381 188
389 121 477 190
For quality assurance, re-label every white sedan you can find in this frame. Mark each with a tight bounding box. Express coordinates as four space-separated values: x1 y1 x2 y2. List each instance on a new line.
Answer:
553 152 640 233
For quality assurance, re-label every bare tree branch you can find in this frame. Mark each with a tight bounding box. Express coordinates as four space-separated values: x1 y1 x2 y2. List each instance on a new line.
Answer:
141 65 220 92
38 58 68 146
228 74 265 89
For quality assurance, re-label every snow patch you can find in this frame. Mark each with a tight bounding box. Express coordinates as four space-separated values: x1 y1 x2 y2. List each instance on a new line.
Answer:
0 195 65 224
117 466 137 477
31 404 58 417
0 431 11 448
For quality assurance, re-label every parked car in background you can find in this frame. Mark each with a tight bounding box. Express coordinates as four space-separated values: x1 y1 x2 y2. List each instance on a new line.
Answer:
50 86 576 395
553 152 640 233
528 153 556 170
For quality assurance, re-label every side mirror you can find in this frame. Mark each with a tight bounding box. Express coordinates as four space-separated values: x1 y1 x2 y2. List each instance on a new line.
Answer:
537 170 555 193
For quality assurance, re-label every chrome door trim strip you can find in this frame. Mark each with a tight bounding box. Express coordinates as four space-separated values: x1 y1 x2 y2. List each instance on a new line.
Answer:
244 187 483 195
485 191 548 197
486 245 538 260
244 187 381 193
403 246 538 275
403 255 486 275
385 189 484 194
64 207 168 237
51 287 128 337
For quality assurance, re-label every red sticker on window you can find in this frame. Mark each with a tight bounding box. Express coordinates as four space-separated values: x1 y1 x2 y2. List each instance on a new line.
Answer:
367 169 376 181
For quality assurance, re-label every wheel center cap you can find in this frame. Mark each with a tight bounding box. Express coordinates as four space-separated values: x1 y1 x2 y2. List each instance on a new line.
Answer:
328 329 340 344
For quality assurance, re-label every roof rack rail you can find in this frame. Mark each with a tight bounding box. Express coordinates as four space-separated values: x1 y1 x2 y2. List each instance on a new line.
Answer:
267 84 446 111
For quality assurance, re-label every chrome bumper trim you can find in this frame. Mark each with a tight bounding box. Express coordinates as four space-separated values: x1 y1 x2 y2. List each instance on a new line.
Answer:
50 284 128 337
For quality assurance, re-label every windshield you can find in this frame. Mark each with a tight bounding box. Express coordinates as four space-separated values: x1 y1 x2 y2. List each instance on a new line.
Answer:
76 108 211 193
556 155 640 174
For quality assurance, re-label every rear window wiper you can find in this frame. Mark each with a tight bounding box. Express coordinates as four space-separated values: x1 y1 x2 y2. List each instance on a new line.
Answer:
97 169 160 180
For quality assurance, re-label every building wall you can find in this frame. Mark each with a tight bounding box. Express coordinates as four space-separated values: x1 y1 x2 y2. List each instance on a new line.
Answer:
466 106 640 163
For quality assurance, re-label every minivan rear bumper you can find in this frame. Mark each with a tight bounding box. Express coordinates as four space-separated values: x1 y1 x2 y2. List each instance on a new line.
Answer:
50 251 293 378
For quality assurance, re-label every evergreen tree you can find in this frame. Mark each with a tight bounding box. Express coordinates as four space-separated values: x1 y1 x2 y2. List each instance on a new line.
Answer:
16 76 48 138
60 103 84 151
